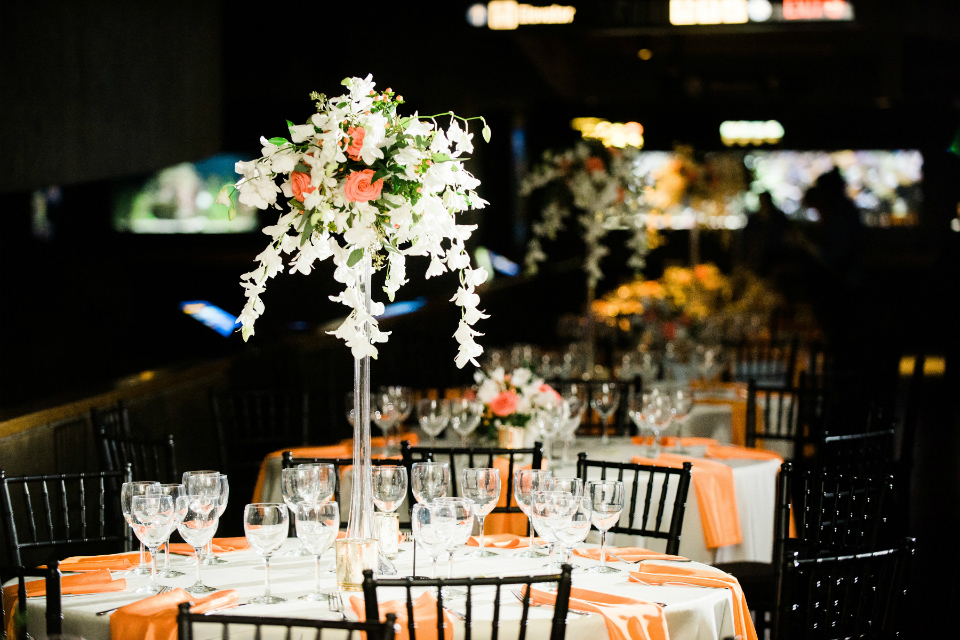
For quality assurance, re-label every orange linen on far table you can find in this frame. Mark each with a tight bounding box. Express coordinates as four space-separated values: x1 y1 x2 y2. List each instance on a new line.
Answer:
168 537 250 555
351 591 455 640
525 585 669 640
3 570 126 638
573 546 686 562
466 533 544 548
705 444 783 461
110 588 239 640
482 456 537 536
631 436 719 447
690 381 750 446
632 453 742 548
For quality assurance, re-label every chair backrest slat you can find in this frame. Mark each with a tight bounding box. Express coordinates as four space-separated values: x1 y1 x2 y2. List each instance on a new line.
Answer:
95 422 178 484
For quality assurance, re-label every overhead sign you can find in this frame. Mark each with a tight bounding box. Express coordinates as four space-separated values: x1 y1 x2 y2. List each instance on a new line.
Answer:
468 2 577 30
670 0 853 25
719 120 784 146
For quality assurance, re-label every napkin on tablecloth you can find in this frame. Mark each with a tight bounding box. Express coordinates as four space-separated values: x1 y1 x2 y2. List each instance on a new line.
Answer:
573 546 687 563
631 435 720 447
52 551 147 572
168 537 250 555
525 585 668 640
3 570 126 638
704 444 783 462
350 591 455 640
466 533 545 548
630 563 757 640
110 587 239 640
631 453 742 549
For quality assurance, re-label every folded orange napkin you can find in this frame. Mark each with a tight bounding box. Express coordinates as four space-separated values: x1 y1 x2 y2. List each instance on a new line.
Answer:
631 563 757 640
525 585 668 640
168 537 250 555
573 546 687 563
466 533 544 548
632 453 742 548
3 570 126 638
350 591 455 640
111 587 239 640
53 551 147 572
705 444 783 462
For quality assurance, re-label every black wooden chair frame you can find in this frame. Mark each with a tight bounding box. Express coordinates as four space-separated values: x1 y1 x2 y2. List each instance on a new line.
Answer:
0 560 62 640
745 376 825 456
95 424 178 484
576 454 692 556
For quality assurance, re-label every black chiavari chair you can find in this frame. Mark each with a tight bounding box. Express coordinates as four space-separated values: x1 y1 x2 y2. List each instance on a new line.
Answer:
746 376 826 462
364 566 573 640
282 447 426 529
732 336 800 387
576 454 692 555
401 441 542 518
90 401 132 438
774 537 914 640
817 429 895 478
177 601 398 640
0 466 132 567
0 560 63 640
95 425 178 483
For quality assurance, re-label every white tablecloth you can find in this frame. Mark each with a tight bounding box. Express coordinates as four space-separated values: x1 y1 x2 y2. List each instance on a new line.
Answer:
21 540 737 640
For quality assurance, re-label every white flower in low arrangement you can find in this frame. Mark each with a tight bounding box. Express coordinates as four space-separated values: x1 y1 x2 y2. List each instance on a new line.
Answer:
220 74 492 368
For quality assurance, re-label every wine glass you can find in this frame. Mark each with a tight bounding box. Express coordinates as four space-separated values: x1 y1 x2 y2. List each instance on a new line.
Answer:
643 390 673 452
373 390 401 449
551 494 592 566
449 398 482 447
530 490 568 570
175 494 220 594
146 484 185 578
584 481 625 573
296 501 340 603
411 503 452 579
532 406 562 465
547 477 583 497
130 495 176 594
282 467 319 557
182 471 220 565
670 385 695 453
628 393 659 458
297 463 337 502
558 385 587 463
120 481 159 576
201 475 230 565
391 386 414 426
372 466 407 513
434 497 475 597
513 469 553 558
417 399 450 446
411 462 450 505
462 468 501 557
591 383 621 445
244 503 289 605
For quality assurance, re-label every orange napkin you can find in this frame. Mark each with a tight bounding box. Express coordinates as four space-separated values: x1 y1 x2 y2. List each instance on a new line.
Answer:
466 533 544 548
42 551 146 572
111 588 239 640
631 563 757 640
691 381 750 446
573 547 687 563
525 585 668 640
3 570 126 638
705 444 783 461
632 453 742 548
350 591 455 640
168 537 250 555
632 436 719 447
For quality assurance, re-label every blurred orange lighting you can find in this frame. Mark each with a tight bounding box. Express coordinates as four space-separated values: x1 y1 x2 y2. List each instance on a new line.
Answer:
638 48 653 60
571 118 644 149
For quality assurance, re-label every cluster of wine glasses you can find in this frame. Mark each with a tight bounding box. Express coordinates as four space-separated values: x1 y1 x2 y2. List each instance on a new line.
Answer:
627 384 694 456
416 397 484 447
347 386 413 451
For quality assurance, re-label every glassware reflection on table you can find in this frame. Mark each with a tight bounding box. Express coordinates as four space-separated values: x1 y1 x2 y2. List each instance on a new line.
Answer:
417 398 451 446
146 483 185 577
411 503 453 579
531 490 569 570
175 494 220 594
558 384 587 464
449 397 482 447
532 406 562 465
513 469 552 558
434 497 475 597
584 481 625 573
244 503 289 604
591 383 621 445
372 465 407 560
281 466 319 557
670 385 695 454
295 500 340 605
181 470 221 565
120 481 159 576
461 468 501 557
550 494 592 566
130 495 176 594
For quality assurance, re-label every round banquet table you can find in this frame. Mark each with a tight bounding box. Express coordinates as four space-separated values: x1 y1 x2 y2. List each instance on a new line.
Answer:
20 540 737 640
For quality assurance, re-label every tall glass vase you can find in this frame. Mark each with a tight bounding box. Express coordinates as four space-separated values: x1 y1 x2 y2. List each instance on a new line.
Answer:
335 254 382 589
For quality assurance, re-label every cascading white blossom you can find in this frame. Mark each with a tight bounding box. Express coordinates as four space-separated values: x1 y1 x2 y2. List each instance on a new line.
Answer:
220 74 491 367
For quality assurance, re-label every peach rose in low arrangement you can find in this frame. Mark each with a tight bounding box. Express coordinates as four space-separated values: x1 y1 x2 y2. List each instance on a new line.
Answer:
473 367 563 440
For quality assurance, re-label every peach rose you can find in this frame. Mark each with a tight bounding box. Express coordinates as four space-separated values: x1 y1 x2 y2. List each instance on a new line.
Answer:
346 126 365 161
290 171 316 203
489 390 520 417
538 383 562 404
343 169 384 203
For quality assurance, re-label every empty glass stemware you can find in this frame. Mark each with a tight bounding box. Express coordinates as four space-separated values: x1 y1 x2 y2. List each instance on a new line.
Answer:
130 495 176 594
531 490 569 570
372 466 408 513
551 494 592 565
202 475 229 565
547 477 584 497
462 468 501 558
411 462 450 505
591 383 621 445
513 469 553 558
434 497 475 597
417 399 451 446
120 481 160 577
145 483 185 578
644 390 674 452
296 501 340 603
411 503 453 579
670 386 695 453
282 467 319 557
175 494 220 594
584 481 625 574
449 398 482 447
244 503 289 605
532 407 562 465
558 385 587 463
373 390 401 449
182 470 220 563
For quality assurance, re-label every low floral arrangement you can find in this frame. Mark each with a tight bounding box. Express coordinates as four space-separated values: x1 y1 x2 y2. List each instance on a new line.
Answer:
473 367 563 440
219 74 491 367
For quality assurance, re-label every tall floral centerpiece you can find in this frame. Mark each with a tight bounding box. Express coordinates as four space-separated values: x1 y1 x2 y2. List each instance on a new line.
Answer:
474 367 562 446
222 75 490 587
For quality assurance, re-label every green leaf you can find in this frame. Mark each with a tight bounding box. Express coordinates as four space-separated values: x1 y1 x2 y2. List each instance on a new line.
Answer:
482 124 492 143
209 203 229 217
294 163 310 173
300 219 314 246
286 119 295 131
228 206 237 221
415 135 425 149
347 248 364 267
384 242 400 254
432 152 452 163
310 211 322 225
268 137 288 146
337 101 347 108
372 168 390 183
290 198 305 211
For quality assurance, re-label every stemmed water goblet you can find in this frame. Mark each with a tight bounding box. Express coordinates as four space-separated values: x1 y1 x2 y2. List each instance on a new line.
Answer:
627 393 658 458
462 468 500 557
643 390 674 453
417 399 450 446
530 490 568 570
282 466 320 557
558 384 587 463
296 501 340 604
297 463 337 502
532 406 562 465
182 471 221 563
411 462 450 505
434 497 475 597
449 398 482 447
513 469 553 558
373 465 407 562
130 495 176 594
550 494 592 566
547 477 583 497
591 383 621 445
121 481 159 577
244 503 289 604
411 503 453 579
202 475 230 565
146 483 185 578
670 385 694 453
584 481 625 573
373 390 401 450
176 494 220 594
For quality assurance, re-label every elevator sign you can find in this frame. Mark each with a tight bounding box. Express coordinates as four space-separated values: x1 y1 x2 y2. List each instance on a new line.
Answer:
669 0 854 25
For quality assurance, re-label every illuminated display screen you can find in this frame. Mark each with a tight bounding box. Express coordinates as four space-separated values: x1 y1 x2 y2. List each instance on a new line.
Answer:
181 301 239 337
